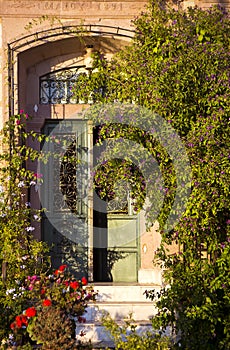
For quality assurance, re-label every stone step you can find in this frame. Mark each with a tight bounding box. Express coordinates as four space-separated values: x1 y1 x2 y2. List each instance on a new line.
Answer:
75 322 153 349
91 284 160 303
85 301 157 322
78 284 160 348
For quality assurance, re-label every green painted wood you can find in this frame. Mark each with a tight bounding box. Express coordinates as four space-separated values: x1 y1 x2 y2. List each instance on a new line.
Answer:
42 120 140 282
107 214 140 282
41 119 89 278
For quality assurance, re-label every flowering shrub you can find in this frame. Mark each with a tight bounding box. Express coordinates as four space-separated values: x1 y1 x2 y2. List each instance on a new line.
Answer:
0 113 96 348
0 111 50 344
72 2 230 348
8 264 97 347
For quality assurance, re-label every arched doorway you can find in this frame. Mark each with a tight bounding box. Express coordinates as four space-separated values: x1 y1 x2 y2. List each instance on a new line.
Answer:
8 26 142 282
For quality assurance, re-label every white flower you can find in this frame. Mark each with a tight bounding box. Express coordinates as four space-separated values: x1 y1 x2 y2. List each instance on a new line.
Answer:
6 288 15 295
21 255 29 261
25 202 31 207
30 181 36 186
25 226 35 232
18 181 25 187
33 214 39 220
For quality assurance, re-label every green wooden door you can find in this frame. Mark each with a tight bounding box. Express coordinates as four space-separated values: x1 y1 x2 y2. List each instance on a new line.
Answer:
41 119 88 279
41 120 140 282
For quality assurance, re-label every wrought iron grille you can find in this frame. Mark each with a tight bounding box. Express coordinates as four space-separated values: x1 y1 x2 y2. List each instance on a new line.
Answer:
40 67 86 104
107 181 129 214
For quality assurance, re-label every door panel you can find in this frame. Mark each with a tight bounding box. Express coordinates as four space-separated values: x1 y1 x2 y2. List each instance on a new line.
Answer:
41 120 88 279
107 214 139 282
110 252 138 282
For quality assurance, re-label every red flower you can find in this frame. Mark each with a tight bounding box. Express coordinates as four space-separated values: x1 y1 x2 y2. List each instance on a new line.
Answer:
10 322 16 329
21 315 28 326
59 264 67 272
16 319 22 328
81 277 88 285
63 281 69 287
15 315 27 328
40 288 46 295
25 307 37 318
43 299 52 307
54 269 59 275
70 281 79 290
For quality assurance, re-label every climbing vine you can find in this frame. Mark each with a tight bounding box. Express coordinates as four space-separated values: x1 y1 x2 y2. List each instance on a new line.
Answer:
72 2 230 348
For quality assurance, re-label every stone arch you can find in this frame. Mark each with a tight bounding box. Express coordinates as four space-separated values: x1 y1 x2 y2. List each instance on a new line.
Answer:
8 25 135 120
8 25 143 282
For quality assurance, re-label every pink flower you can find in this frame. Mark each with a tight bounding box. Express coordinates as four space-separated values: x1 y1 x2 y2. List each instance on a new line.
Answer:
34 173 43 179
27 275 39 282
31 275 38 281
28 284 34 291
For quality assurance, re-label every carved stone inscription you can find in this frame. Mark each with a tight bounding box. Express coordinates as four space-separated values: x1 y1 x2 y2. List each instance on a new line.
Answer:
1 1 146 16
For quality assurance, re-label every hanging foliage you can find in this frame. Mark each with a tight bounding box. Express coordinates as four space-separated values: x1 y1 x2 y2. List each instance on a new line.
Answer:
72 2 230 348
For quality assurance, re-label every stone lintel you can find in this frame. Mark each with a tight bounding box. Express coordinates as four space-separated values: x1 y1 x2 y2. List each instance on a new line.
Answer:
0 1 148 18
